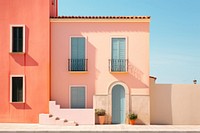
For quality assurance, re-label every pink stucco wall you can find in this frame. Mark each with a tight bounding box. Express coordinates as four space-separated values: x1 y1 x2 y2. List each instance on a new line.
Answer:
51 20 150 108
0 0 57 123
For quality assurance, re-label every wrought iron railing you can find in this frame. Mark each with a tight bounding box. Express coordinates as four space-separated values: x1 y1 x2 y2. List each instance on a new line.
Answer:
109 59 128 72
68 59 88 71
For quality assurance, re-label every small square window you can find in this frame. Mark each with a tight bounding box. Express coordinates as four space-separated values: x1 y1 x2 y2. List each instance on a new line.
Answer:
10 75 25 103
10 25 25 53
70 86 86 108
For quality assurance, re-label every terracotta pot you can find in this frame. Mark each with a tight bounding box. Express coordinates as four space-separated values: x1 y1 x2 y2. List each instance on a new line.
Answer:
129 119 136 125
98 116 105 125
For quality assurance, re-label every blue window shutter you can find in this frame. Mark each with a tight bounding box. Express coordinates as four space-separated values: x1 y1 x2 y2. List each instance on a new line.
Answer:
71 87 85 108
119 38 125 59
71 87 78 108
77 38 85 59
71 37 85 59
70 37 86 71
111 38 126 71
112 38 119 59
112 38 125 59
71 38 78 59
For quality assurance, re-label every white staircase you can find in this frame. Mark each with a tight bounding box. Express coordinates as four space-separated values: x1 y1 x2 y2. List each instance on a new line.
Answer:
39 101 95 125
39 113 78 126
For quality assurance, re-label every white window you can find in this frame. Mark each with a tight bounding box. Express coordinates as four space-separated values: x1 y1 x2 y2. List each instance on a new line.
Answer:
10 25 25 53
10 75 25 103
70 86 86 108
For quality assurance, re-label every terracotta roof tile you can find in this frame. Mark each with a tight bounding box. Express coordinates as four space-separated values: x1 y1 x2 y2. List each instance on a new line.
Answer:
50 16 150 19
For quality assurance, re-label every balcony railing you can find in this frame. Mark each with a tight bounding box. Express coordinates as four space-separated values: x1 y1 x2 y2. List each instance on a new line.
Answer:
109 59 128 72
68 59 88 71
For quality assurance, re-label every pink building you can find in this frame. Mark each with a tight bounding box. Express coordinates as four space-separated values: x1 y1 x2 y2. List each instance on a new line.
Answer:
50 16 150 125
0 0 57 123
0 0 150 125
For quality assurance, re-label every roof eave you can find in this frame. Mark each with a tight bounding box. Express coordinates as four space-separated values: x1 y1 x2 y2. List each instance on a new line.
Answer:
50 16 150 22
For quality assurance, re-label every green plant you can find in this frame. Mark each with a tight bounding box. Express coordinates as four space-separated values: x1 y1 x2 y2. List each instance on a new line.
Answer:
95 109 106 116
129 113 137 120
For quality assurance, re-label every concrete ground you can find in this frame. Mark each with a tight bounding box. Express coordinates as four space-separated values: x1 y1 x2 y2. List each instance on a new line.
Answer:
0 123 200 132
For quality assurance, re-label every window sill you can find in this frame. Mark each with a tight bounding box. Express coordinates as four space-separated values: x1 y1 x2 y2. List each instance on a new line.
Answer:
9 52 25 54
10 101 25 103
110 71 128 74
69 71 88 74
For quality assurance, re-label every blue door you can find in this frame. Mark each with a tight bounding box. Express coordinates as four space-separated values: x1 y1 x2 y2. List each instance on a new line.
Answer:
112 85 125 124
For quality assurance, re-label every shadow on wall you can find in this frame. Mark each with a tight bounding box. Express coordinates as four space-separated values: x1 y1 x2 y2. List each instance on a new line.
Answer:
111 64 148 89
64 22 149 33
150 84 173 124
59 39 98 108
10 26 38 66
11 103 32 109
10 54 38 66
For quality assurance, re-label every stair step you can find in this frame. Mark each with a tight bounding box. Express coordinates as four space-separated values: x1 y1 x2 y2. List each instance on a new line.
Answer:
39 114 55 125
64 121 78 126
49 114 53 117
39 113 78 126
55 118 65 125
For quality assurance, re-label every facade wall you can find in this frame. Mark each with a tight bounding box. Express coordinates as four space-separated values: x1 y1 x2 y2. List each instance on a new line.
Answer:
51 20 150 124
150 78 200 125
0 0 57 123
51 21 150 107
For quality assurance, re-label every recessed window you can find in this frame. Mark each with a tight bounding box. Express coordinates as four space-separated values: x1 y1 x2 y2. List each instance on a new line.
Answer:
70 86 86 108
10 75 25 103
68 37 87 71
10 25 25 53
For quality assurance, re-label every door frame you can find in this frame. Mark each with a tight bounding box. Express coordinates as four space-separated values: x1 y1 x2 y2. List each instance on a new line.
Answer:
108 81 129 124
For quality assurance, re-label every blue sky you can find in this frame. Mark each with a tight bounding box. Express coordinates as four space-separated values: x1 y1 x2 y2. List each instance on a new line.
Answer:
58 0 200 84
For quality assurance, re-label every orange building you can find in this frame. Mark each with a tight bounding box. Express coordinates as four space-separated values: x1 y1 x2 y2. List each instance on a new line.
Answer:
0 0 57 123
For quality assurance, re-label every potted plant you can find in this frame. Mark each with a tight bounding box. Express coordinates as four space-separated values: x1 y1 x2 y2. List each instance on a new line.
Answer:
95 109 106 125
128 113 137 125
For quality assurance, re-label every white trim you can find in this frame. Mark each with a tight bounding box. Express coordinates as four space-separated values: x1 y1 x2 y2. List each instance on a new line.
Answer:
10 25 25 53
69 85 87 108
69 36 87 59
10 75 25 103
108 81 129 95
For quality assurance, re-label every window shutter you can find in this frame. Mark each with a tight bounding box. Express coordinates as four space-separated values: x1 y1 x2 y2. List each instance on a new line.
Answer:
77 38 85 59
71 37 85 59
71 87 85 108
112 38 119 59
71 38 78 59
119 38 125 59
71 87 78 108
112 38 125 59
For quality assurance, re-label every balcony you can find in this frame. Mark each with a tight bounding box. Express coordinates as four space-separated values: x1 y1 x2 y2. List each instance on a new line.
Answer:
109 59 128 72
68 59 88 71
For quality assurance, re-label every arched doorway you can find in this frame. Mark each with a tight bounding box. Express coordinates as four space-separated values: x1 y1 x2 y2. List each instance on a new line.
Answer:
112 84 125 124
